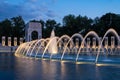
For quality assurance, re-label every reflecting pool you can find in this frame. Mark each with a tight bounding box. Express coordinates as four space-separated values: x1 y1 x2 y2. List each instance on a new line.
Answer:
0 53 120 80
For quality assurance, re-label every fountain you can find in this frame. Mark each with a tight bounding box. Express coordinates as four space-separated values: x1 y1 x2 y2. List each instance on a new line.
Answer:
48 29 58 54
15 28 120 65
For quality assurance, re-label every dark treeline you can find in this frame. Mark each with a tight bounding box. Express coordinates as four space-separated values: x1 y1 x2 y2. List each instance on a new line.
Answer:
31 12 120 38
0 12 120 42
0 16 25 43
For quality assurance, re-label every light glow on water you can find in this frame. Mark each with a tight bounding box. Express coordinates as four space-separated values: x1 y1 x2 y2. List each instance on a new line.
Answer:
76 62 94 64
96 63 120 67
1 53 120 80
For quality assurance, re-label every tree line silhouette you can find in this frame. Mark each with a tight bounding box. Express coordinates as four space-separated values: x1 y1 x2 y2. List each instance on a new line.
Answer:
0 12 120 43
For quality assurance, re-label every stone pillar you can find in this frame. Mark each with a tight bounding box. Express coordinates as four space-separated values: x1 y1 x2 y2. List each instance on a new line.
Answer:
104 37 108 48
92 37 96 48
111 36 115 48
99 37 102 47
20 38 23 45
119 36 120 48
8 37 11 46
75 38 79 48
87 38 90 48
14 37 17 46
29 34 31 41
39 34 42 39
64 38 67 47
2 36 5 46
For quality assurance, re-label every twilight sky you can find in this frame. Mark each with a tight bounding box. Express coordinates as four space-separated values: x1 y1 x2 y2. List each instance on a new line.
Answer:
0 0 120 23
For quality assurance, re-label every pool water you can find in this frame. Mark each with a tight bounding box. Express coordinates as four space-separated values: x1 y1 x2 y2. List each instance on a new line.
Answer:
0 53 120 80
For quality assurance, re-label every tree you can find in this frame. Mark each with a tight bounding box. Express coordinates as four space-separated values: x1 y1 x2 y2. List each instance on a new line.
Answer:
39 20 45 38
62 14 93 36
75 15 93 35
92 13 120 36
0 13 120 42
63 14 77 36
0 19 12 37
11 16 25 37
44 19 58 38
0 19 12 44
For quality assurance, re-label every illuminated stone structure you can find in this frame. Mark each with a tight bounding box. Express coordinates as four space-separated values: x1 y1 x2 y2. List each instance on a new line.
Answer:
2 36 5 46
8 37 11 46
25 22 42 42
14 37 17 46
20 38 23 45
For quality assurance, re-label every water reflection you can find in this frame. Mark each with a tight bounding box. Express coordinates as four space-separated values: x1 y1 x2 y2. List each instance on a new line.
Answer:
0 54 120 80
0 53 15 80
95 66 102 80
0 53 14 70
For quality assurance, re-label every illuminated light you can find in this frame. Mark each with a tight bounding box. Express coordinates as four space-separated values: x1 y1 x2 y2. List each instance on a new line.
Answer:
61 60 69 63
15 53 21 58
76 62 83 64
8 37 11 46
96 63 112 66
43 58 49 60
20 38 23 45
14 37 17 46
61 60 74 63
96 63 120 67
96 64 103 66
76 62 94 64
51 59 59 62
2 36 5 46
14 53 18 57
76 62 86 64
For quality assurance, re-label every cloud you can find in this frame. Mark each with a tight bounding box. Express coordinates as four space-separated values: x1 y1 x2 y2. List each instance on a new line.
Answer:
0 2 20 19
30 0 38 2
0 0 58 22
46 10 57 18
51 0 57 3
